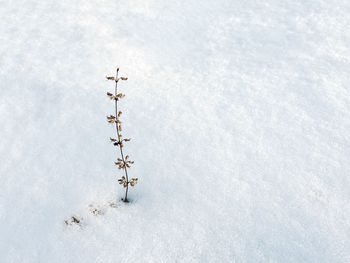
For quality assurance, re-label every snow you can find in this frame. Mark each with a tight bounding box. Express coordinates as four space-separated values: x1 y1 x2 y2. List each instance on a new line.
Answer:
1 0 350 262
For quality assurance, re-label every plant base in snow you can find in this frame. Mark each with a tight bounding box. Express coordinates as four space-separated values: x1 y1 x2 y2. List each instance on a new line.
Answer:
121 198 130 203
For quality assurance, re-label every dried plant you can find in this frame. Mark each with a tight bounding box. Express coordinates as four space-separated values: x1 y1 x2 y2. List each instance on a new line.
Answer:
106 68 138 202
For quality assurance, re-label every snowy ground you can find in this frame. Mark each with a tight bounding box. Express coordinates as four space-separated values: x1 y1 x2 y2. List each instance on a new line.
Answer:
1 0 350 262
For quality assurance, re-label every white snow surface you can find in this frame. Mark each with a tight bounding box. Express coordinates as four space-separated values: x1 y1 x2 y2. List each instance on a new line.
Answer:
1 0 350 262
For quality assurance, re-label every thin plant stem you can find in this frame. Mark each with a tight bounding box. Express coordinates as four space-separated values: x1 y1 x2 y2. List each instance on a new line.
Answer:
114 69 129 202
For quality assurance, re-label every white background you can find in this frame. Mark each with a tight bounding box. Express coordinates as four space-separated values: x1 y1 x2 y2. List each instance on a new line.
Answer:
1 0 349 262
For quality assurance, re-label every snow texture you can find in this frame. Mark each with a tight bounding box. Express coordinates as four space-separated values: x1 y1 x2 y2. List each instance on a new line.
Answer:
1 0 350 262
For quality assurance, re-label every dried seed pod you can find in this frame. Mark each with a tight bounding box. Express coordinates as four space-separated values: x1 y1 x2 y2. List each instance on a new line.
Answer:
130 178 138 187
115 161 125 169
107 115 116 121
106 76 115 81
107 115 117 124
118 176 126 184
107 92 117 100
120 77 128 81
116 93 125 98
